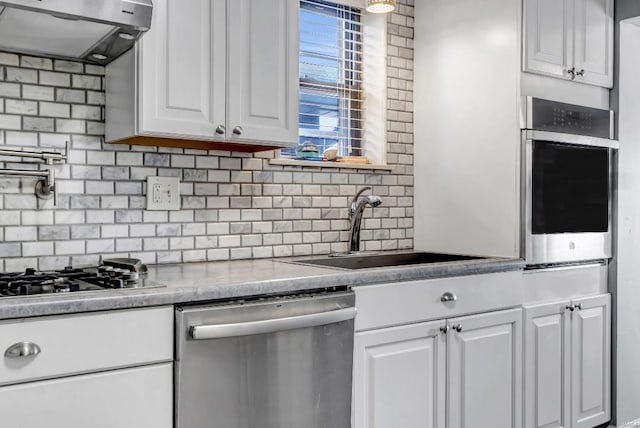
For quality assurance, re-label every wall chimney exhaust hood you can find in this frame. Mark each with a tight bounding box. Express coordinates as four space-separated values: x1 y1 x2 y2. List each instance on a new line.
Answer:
0 0 152 65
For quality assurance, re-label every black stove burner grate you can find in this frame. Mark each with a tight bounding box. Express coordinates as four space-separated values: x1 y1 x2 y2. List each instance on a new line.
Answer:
0 265 152 297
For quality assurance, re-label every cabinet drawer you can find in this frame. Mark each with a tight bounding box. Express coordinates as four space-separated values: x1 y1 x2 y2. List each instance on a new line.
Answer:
0 363 172 428
354 271 523 331
0 307 173 386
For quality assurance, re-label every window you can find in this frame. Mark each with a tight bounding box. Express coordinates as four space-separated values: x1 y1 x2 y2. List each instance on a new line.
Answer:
282 0 364 159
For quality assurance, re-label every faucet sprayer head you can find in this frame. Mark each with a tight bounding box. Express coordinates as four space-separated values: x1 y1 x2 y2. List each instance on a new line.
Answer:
365 195 382 207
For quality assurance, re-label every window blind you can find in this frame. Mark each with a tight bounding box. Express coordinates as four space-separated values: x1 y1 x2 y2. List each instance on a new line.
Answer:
289 0 364 158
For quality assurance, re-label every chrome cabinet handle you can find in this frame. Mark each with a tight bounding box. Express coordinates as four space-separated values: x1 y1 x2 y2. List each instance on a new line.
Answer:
232 126 243 136
576 69 585 77
440 325 449 334
566 304 575 312
190 307 357 340
5 342 41 358
452 324 463 333
440 292 457 303
575 303 584 310
567 67 576 79
215 125 225 135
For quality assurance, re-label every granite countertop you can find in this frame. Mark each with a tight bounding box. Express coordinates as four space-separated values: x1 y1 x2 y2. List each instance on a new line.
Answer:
0 252 525 320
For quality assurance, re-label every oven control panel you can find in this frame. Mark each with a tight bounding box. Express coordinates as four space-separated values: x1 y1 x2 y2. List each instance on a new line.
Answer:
528 98 613 139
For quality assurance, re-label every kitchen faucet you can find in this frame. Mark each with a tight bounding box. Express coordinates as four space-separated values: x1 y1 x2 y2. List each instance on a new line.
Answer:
348 186 383 253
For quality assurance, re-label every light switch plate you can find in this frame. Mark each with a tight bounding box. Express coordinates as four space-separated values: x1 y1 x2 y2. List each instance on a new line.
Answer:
146 176 181 211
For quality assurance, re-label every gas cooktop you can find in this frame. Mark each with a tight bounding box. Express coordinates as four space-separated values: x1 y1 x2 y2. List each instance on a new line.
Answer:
0 259 163 297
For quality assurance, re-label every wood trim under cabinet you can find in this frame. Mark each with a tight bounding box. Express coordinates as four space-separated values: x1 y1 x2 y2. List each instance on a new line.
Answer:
107 136 284 153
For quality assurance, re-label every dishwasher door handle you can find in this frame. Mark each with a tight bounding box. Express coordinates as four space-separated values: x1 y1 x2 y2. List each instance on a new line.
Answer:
189 307 357 340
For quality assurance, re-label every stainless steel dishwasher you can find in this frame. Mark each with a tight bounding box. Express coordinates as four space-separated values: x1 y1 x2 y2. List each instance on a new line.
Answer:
175 289 356 428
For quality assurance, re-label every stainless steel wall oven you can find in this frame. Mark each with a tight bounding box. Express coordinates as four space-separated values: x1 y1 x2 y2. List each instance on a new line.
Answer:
522 98 618 266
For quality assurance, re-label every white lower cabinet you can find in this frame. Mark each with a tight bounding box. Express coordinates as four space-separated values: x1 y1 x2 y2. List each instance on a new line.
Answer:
0 363 173 428
353 308 523 428
524 294 611 428
353 321 446 428
0 307 174 428
447 309 522 428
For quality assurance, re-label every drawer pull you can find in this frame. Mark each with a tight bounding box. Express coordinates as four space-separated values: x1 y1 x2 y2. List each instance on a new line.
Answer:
440 292 457 303
452 324 463 333
4 342 41 358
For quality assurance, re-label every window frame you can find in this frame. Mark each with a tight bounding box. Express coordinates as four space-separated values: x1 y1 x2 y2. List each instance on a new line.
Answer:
273 0 388 167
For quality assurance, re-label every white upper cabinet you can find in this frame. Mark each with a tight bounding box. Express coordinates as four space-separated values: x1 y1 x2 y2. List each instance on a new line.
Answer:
227 0 299 144
524 0 573 80
572 0 614 88
523 0 613 88
139 0 225 139
106 0 299 150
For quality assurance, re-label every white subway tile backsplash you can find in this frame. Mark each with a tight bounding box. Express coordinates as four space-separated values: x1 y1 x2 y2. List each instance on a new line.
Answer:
0 52 19 66
54 60 83 73
102 225 128 238
39 71 70 87
22 84 54 100
22 241 54 257
54 210 84 224
71 225 99 239
23 116 54 131
55 240 85 255
56 118 85 133
0 113 21 129
5 226 37 241
5 99 37 115
71 74 101 90
21 211 53 225
5 131 37 146
0 2 414 266
144 238 169 251
116 238 142 252
5 257 37 271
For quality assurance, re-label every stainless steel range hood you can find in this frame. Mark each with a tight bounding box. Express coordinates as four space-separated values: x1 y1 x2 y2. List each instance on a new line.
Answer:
0 0 152 65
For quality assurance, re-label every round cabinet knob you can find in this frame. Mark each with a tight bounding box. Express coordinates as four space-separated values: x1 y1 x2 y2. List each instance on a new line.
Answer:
566 304 575 312
567 67 576 79
215 125 225 135
5 342 41 358
439 325 449 334
232 126 243 136
440 292 457 303
575 303 584 310
576 69 585 77
453 324 463 333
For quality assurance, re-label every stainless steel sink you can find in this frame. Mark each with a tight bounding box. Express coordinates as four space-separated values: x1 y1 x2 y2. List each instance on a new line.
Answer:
293 251 484 270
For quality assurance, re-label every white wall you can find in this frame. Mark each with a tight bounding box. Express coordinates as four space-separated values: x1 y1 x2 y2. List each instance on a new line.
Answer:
612 19 640 427
414 0 521 257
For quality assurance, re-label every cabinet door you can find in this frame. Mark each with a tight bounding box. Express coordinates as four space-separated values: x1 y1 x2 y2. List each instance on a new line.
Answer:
523 301 571 428
447 308 522 428
352 321 446 428
523 0 573 79
139 0 226 138
571 294 611 428
573 0 614 88
227 0 299 145
0 363 172 428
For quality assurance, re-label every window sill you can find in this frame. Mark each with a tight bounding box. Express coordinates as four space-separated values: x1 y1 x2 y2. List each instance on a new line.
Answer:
269 158 393 171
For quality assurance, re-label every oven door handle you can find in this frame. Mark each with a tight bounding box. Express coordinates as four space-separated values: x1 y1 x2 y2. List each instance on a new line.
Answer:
189 307 357 340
